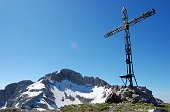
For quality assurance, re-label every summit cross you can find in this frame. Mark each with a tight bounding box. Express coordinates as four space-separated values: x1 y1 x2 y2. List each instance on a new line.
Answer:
105 7 155 87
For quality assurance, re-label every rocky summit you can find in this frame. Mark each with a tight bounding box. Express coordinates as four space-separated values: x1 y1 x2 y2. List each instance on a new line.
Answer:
106 86 162 106
0 69 164 111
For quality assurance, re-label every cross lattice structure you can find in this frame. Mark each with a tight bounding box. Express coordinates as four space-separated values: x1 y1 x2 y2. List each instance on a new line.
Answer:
105 7 155 87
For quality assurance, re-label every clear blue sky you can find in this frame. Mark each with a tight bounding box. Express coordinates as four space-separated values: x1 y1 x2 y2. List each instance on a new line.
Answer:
0 0 169 102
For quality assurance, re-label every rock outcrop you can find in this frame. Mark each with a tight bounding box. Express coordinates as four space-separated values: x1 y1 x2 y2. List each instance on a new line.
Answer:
0 80 33 108
107 86 160 106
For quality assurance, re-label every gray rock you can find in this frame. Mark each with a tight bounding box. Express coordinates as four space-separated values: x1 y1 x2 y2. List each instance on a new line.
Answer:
113 86 160 105
112 85 119 93
150 97 158 106
0 80 33 107
76 95 93 104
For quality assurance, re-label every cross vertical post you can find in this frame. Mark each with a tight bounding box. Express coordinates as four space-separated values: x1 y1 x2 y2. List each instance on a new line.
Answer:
120 7 137 88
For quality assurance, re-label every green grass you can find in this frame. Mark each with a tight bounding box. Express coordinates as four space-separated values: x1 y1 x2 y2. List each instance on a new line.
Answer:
97 103 110 111
114 102 155 112
1 103 170 112
59 102 170 112
59 103 110 112
59 105 77 112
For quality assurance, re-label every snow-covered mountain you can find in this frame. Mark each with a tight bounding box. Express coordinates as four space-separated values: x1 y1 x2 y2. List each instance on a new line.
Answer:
0 69 112 110
0 68 161 111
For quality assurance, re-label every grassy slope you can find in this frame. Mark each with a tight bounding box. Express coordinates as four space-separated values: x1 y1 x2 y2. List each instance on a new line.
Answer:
58 102 170 112
0 102 170 112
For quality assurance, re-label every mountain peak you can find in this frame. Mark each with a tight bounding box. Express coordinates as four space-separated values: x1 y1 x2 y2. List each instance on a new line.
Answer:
40 68 110 86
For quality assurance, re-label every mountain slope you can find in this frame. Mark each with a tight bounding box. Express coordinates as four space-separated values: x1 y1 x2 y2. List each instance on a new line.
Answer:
0 80 33 108
0 69 112 110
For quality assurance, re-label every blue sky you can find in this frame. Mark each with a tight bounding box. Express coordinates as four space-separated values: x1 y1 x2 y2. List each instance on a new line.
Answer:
0 0 169 102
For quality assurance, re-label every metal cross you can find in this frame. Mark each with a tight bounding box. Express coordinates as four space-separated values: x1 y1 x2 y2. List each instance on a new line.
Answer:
105 7 155 87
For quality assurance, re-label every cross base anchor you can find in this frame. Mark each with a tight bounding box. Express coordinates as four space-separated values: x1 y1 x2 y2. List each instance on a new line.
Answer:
119 74 138 88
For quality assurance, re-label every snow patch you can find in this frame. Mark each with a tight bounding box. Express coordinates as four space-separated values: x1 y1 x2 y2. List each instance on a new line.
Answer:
22 91 42 97
15 102 19 108
148 109 154 112
21 80 45 97
51 80 93 93
50 80 111 108
51 85 81 108
76 86 111 103
27 80 45 90
36 108 46 111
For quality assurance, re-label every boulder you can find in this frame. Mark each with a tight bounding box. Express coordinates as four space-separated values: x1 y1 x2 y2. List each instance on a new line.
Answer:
105 93 119 103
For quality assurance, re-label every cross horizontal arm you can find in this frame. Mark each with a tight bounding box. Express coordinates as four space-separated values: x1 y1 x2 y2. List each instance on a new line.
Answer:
104 25 124 38
104 8 155 38
128 8 155 27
